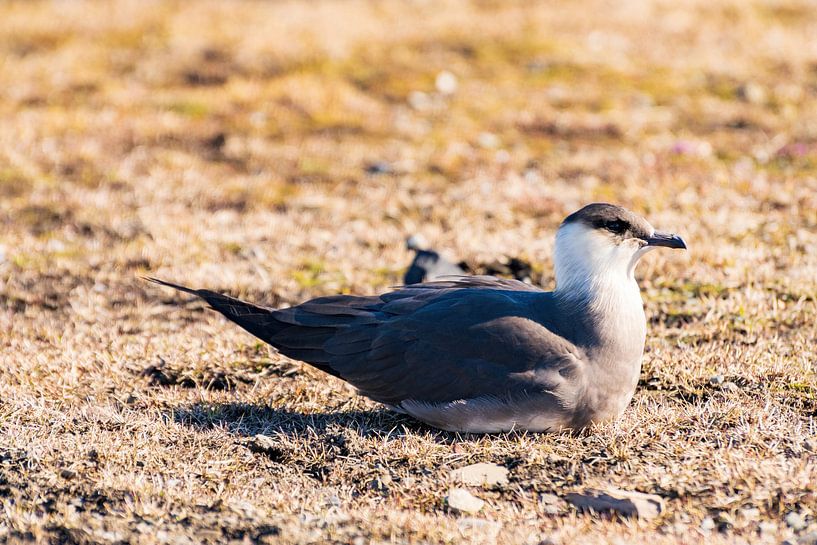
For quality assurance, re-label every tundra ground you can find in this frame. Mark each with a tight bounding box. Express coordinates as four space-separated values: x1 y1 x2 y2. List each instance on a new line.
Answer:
1 1 816 543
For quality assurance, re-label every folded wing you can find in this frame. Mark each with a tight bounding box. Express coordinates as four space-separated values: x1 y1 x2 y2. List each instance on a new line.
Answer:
149 276 585 408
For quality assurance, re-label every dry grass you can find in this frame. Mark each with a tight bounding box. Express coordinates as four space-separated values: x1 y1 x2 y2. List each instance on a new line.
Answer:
1 0 817 543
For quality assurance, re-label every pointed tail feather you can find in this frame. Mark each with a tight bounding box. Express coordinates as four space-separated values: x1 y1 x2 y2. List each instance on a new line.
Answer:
144 276 278 337
143 277 344 379
144 277 200 297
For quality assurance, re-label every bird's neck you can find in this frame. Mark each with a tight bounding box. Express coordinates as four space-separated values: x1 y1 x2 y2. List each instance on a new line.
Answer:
555 271 646 352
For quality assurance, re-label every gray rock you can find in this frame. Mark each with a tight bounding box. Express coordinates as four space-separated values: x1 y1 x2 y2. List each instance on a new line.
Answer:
721 381 740 393
447 487 485 514
566 488 664 520
709 374 725 386
435 71 458 95
786 511 807 531
325 494 341 507
758 521 777 535
538 493 568 515
739 507 760 520
450 463 509 487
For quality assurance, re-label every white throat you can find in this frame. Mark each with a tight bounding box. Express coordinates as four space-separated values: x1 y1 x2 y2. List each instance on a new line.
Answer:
553 223 653 328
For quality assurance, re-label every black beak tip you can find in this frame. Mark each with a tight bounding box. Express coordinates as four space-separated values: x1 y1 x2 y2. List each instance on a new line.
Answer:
646 232 687 250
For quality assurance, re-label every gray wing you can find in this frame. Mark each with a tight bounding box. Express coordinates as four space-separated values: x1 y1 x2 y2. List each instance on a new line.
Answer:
324 281 584 405
149 276 585 407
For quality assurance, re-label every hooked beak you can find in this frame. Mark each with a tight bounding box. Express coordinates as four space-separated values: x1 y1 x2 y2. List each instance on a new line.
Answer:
644 230 687 250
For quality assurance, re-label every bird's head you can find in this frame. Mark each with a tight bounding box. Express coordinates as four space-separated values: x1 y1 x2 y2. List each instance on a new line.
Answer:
553 203 686 294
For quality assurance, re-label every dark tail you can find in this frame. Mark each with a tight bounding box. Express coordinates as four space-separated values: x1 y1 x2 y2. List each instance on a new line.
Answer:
143 277 344 379
144 276 282 342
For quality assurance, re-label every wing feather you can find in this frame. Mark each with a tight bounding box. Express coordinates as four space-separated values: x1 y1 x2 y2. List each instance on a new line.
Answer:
150 276 584 406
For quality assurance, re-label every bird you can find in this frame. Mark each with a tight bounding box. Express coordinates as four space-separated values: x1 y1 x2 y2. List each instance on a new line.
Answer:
147 203 686 433
403 234 467 285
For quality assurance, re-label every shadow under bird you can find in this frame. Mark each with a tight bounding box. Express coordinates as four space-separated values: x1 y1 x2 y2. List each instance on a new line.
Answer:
148 203 686 433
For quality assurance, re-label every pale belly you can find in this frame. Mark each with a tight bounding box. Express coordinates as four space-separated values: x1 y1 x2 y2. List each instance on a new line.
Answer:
390 355 642 433
394 395 575 433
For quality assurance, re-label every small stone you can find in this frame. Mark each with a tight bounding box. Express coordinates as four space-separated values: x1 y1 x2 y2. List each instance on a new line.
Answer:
739 507 760 520
721 381 740 392
803 438 817 453
477 132 500 149
408 91 432 111
709 374 725 386
245 434 286 461
325 494 341 507
700 517 716 531
450 463 509 487
46 239 66 252
538 493 567 515
758 521 777 535
447 487 485 514
737 82 766 104
566 488 664 520
786 511 807 531
60 469 77 479
435 71 458 95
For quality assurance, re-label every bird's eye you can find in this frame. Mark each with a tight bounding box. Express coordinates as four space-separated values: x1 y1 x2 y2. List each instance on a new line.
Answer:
604 220 628 234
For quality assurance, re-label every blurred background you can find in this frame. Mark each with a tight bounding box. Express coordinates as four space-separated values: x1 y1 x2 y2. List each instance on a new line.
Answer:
1 0 815 302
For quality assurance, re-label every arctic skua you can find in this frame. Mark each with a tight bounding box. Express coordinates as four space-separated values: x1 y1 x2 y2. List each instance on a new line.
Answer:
148 203 686 433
